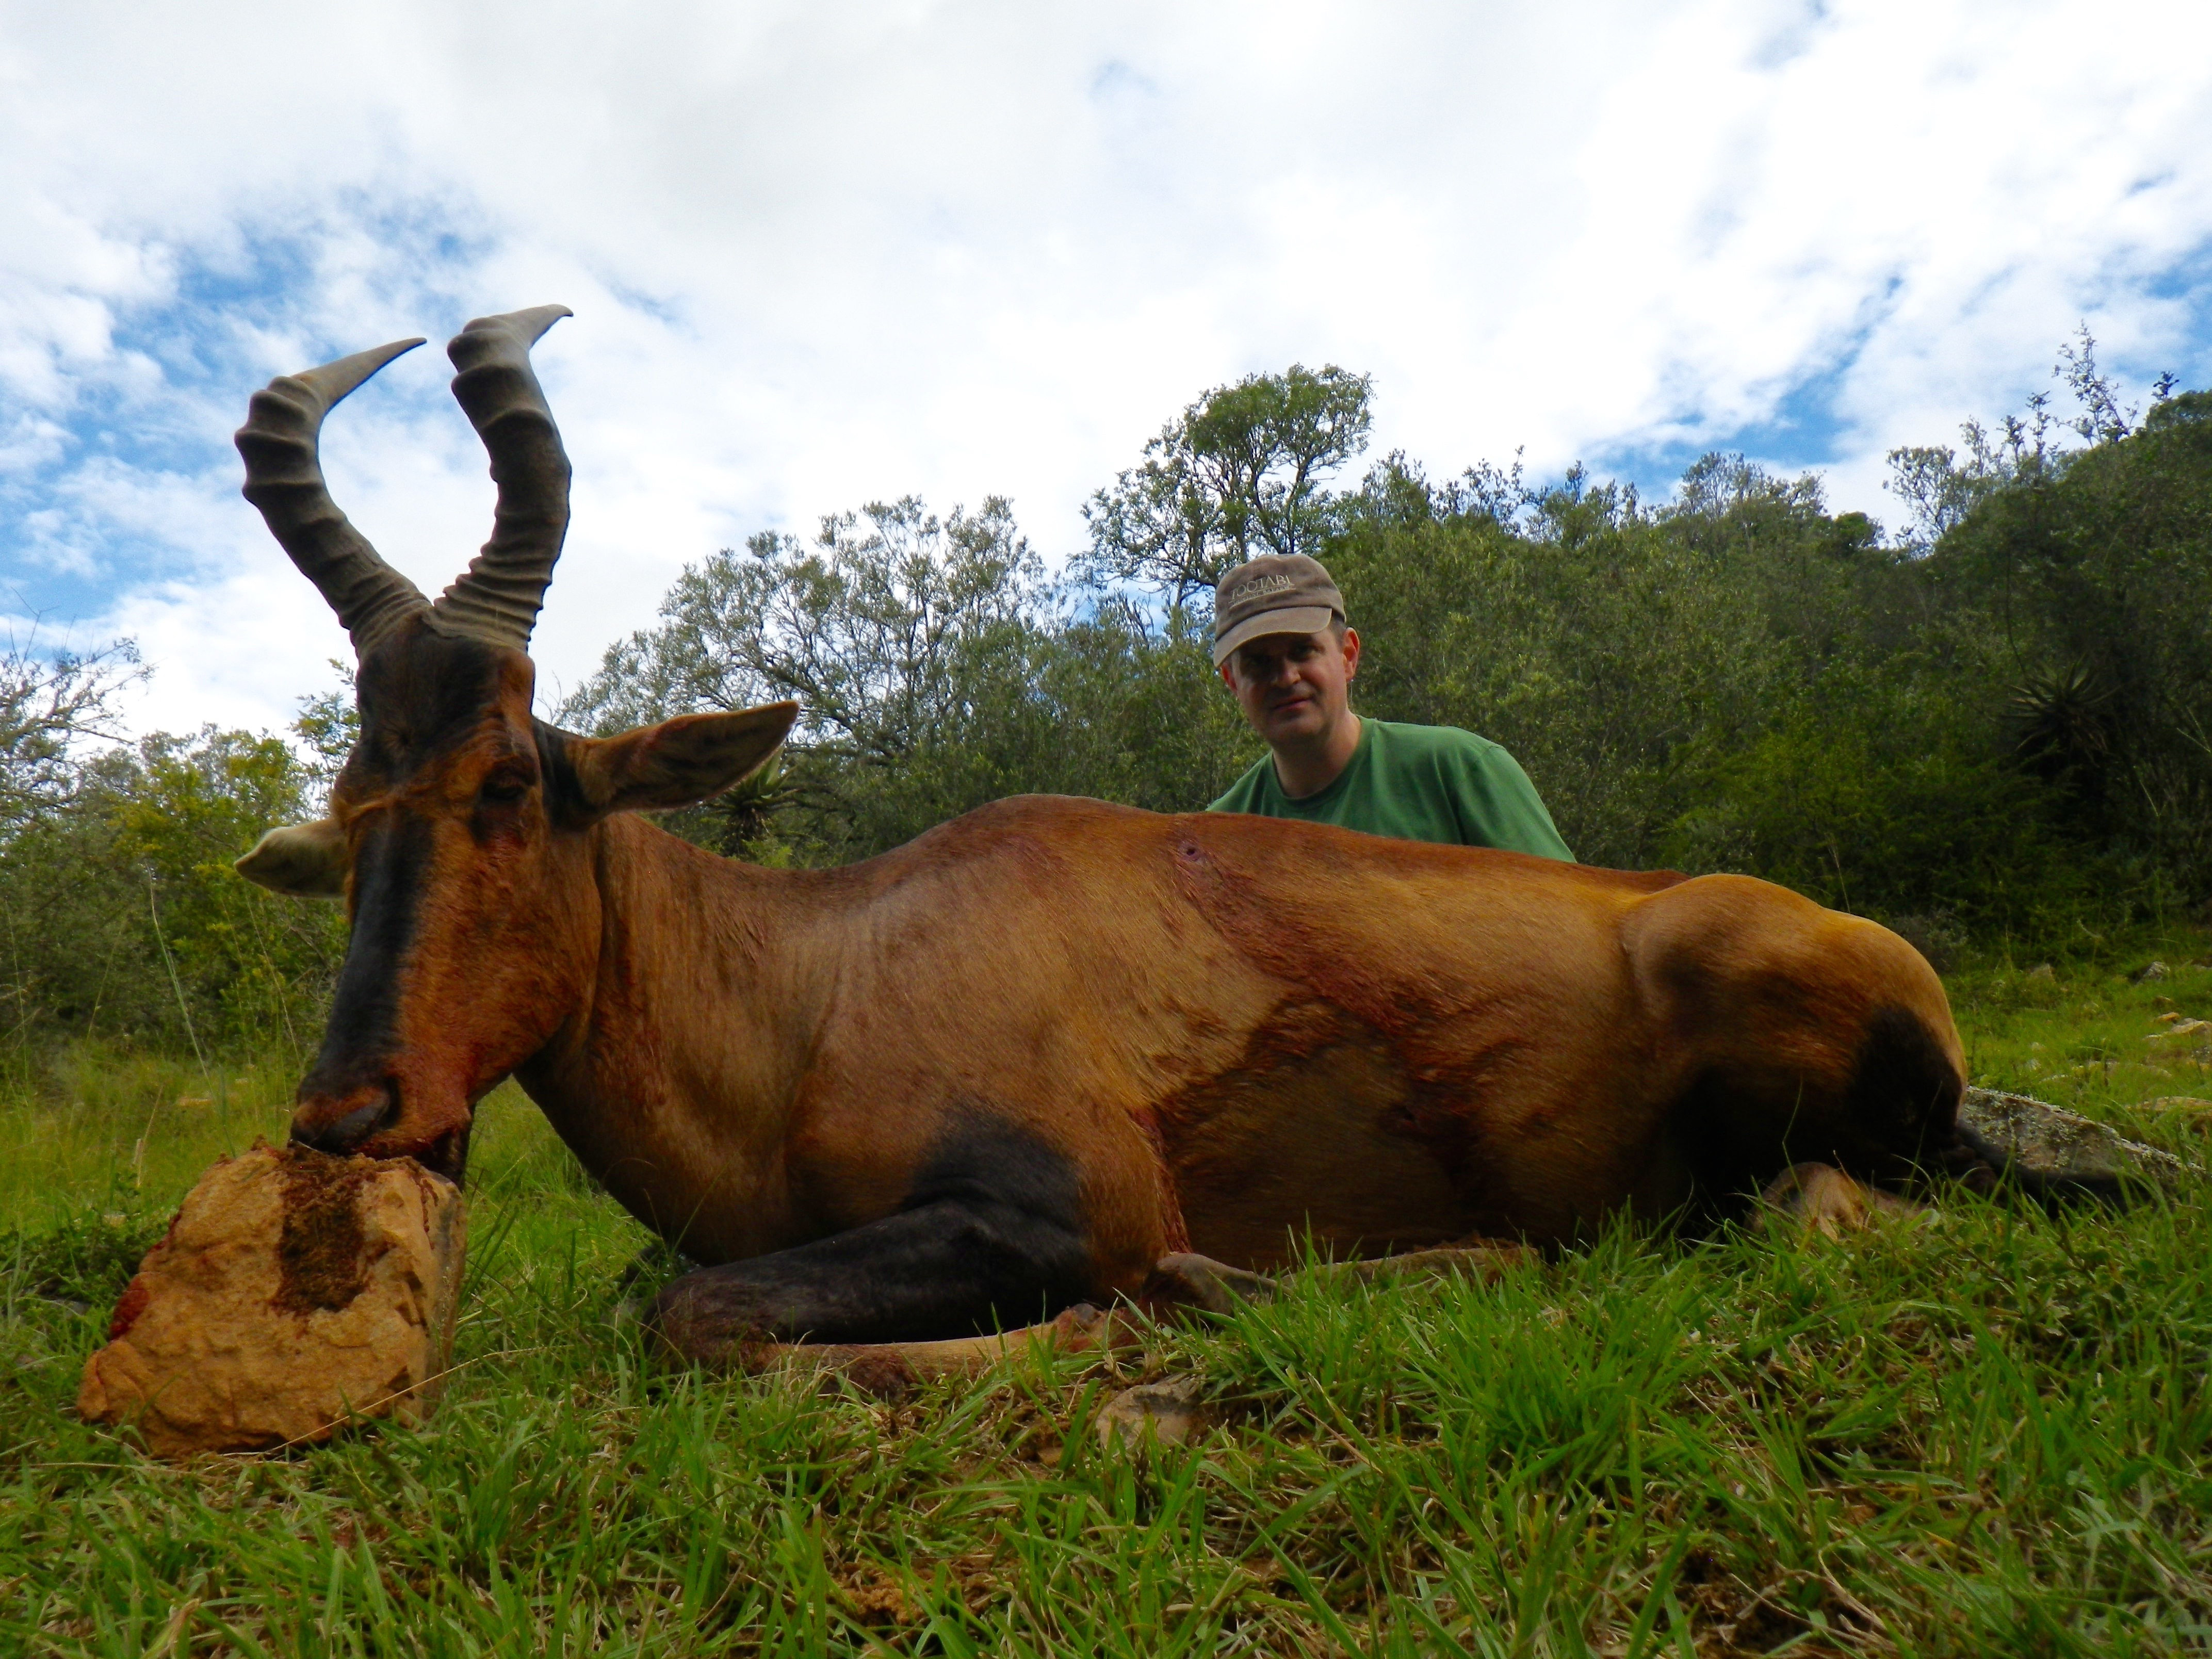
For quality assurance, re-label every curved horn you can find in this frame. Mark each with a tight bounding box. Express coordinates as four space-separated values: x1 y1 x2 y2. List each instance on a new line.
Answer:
235 338 431 656
430 304 573 650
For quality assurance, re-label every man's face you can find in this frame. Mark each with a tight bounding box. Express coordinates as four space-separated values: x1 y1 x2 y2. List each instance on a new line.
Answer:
1218 625 1361 746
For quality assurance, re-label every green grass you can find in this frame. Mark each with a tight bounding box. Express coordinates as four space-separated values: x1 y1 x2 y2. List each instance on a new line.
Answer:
2 937 2209 1655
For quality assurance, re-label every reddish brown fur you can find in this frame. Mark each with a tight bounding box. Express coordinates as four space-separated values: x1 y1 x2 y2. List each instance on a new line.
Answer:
237 310 1966 1321
285 633 1965 1299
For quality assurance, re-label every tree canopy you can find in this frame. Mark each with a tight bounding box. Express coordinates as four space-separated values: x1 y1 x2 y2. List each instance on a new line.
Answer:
1078 364 1374 606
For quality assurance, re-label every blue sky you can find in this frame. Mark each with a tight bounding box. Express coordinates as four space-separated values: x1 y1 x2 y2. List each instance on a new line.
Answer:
4 0 2210 736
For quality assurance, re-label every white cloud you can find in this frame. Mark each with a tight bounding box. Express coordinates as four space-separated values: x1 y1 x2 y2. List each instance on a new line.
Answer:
2 0 2208 735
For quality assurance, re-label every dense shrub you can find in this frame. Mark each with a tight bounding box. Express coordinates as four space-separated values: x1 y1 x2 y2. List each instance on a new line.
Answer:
0 727 340 1063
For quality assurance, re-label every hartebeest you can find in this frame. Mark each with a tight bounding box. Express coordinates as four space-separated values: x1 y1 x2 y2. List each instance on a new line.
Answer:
236 307 1982 1365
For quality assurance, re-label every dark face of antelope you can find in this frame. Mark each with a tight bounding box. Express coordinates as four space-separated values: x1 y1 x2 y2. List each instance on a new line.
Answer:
232 308 792 1182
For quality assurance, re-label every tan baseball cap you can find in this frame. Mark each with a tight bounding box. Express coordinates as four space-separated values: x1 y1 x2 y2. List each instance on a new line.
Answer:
1211 554 1346 665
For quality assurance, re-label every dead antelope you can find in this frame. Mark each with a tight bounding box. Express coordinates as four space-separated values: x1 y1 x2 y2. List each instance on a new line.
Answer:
236 307 1982 1368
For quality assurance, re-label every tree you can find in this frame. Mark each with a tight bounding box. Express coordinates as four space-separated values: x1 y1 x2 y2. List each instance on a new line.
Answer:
567 496 1044 755
2054 323 2176 445
563 497 1061 861
1884 404 2064 555
1884 326 2180 554
562 492 1263 865
291 660 360 807
1081 364 1373 606
0 625 144 834
1932 368 2212 891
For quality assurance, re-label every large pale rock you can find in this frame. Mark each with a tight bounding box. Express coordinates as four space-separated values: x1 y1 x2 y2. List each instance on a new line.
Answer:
1959 1086 2195 1193
76 1144 465 1459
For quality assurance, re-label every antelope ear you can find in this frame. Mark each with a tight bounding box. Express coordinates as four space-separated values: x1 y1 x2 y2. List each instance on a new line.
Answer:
568 701 798 817
236 819 348 898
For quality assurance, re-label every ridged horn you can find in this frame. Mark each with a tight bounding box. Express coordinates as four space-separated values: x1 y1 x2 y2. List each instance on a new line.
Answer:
430 304 573 650
235 337 432 657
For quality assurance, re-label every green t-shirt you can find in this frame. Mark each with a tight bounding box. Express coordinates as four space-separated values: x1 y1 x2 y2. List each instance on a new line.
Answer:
1206 718 1574 859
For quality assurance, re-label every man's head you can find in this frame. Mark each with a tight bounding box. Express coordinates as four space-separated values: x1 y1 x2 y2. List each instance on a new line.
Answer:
1212 554 1360 751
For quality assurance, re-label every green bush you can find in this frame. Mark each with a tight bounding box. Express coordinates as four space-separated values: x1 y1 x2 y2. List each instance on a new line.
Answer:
0 727 340 1064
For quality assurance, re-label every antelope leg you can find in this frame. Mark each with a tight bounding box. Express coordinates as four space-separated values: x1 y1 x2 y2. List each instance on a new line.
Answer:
650 1194 1094 1365
715 1237 1540 1396
1139 1252 1279 1314
1758 1162 1930 1239
1306 1240 1534 1288
1139 1240 1533 1318
650 1131 1095 1367
738 1302 1133 1396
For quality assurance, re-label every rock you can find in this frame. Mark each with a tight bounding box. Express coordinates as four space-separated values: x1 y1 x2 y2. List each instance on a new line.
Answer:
75 1144 465 1459
2133 960 2171 983
1095 1375 1209 1450
1959 1086 2195 1194
2026 963 2056 981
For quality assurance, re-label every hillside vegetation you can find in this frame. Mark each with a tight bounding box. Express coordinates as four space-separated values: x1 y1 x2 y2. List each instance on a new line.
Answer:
5 335 2207 1071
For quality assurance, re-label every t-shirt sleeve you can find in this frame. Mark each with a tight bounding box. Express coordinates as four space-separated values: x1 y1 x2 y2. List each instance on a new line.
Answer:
1441 738 1574 860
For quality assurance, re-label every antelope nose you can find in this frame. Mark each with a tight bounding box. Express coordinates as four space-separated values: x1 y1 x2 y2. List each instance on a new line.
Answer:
291 1087 398 1155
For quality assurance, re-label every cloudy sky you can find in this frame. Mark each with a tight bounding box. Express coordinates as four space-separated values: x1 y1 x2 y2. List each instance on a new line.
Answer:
5 0 2209 737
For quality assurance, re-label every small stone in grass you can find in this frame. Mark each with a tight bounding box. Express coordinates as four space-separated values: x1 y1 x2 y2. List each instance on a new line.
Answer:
75 1143 465 1460
1095 1375 1209 1449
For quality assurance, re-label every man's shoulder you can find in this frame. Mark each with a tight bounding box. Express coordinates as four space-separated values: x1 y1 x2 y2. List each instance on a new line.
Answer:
1365 719 1502 766
1207 752 1278 814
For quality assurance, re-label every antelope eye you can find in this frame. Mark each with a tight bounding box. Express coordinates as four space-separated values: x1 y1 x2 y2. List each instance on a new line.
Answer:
480 767 534 803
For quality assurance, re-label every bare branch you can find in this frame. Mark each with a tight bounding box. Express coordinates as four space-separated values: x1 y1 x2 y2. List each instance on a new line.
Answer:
0 616 148 831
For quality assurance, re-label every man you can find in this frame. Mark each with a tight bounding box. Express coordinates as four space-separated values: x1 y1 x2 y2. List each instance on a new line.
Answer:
1207 553 1574 859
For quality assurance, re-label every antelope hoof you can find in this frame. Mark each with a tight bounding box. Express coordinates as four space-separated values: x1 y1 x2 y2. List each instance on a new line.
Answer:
647 1273 770 1369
